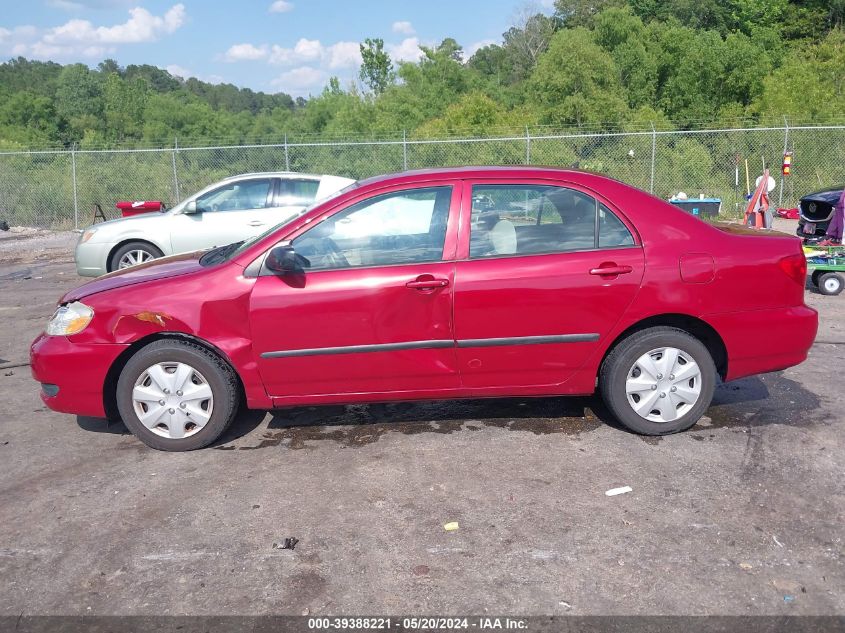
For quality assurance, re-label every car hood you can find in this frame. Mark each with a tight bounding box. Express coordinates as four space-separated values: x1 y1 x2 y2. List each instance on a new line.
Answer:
800 187 844 204
62 251 206 303
86 210 172 234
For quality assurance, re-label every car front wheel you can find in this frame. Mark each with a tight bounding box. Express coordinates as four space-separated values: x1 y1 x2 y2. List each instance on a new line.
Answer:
116 340 240 451
109 241 163 272
599 327 716 435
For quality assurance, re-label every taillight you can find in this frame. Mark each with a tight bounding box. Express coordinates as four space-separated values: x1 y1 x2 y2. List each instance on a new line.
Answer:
779 252 807 286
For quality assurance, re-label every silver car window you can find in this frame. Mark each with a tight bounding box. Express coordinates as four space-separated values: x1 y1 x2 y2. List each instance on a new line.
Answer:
196 179 272 212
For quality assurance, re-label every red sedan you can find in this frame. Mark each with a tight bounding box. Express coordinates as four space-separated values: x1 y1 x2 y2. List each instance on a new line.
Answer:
31 167 818 451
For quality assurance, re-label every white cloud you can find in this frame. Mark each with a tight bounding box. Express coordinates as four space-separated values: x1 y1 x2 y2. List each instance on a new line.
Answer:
267 38 360 68
387 37 424 62
42 4 186 45
467 38 497 57
166 64 192 78
0 25 37 47
7 4 188 59
165 65 224 84
268 0 294 13
224 42 269 62
290 38 322 62
270 65 326 94
391 21 415 35
325 41 361 69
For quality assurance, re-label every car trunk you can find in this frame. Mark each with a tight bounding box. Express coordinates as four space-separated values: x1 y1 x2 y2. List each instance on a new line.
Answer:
710 222 808 308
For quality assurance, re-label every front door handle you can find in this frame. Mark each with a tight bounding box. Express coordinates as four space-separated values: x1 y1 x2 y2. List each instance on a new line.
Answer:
248 220 265 227
406 275 450 290
590 263 633 277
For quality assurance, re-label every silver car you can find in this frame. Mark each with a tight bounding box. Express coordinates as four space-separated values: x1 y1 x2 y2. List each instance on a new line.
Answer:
74 172 355 277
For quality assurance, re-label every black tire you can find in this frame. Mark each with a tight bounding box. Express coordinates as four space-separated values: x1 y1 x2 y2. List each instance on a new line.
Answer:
811 270 823 288
108 241 163 272
599 327 716 436
818 272 844 296
116 340 240 451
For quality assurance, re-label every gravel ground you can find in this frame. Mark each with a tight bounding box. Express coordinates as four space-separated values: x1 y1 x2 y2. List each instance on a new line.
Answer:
0 220 842 616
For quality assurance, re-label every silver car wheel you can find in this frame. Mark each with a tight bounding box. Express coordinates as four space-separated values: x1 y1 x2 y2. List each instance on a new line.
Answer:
625 347 702 423
131 362 214 439
118 249 155 269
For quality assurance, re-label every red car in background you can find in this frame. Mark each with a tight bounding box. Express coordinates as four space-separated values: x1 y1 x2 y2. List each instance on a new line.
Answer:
31 167 817 451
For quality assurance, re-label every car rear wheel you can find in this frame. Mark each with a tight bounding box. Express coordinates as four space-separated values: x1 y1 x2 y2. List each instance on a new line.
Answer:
116 340 240 451
599 327 716 435
818 272 844 296
109 241 163 272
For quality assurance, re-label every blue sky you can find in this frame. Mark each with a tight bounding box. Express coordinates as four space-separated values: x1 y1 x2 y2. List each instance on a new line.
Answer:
0 0 549 96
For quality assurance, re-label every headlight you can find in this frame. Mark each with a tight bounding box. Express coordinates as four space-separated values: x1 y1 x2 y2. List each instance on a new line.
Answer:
79 228 97 244
46 302 94 336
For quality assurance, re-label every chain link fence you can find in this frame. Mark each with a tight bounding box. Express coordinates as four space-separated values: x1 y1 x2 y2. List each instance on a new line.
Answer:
1 123 844 229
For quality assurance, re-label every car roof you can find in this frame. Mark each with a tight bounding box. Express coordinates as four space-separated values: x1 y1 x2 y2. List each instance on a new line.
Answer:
221 171 327 181
355 166 621 188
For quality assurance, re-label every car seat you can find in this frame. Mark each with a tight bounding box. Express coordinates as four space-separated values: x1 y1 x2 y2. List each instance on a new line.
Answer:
489 219 517 254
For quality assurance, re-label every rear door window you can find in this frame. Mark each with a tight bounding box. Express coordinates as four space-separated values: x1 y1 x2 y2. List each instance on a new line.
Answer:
469 184 596 258
468 184 635 258
276 179 320 207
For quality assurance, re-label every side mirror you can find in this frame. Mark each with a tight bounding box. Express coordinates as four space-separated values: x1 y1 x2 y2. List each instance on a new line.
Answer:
183 200 200 215
265 245 310 275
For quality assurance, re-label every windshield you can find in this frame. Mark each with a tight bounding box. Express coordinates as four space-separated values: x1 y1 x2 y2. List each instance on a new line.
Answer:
225 180 360 260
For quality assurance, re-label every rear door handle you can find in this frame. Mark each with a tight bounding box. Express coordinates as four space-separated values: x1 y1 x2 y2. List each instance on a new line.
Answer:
590 264 633 276
406 276 450 290
248 220 265 227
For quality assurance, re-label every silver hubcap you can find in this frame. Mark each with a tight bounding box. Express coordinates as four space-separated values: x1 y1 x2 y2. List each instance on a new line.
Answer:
824 278 839 292
118 249 155 269
132 362 213 439
625 347 702 423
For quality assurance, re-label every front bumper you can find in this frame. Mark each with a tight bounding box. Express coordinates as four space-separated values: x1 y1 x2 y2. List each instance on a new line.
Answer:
75 240 111 277
30 333 129 418
704 305 818 382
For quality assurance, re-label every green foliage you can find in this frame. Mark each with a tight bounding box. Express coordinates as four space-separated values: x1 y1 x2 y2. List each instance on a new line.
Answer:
531 28 629 127
754 30 845 122
0 0 843 152
359 38 395 95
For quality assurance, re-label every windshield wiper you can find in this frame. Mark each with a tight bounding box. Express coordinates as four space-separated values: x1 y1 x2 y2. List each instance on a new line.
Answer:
200 241 244 266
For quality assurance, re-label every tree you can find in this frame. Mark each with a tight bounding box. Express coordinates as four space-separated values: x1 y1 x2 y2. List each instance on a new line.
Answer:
54 64 103 141
436 37 464 62
396 39 474 120
97 59 123 76
753 29 845 122
359 38 395 95
502 5 559 80
554 0 625 27
628 0 731 32
727 0 788 35
468 44 514 85
592 8 658 108
103 73 148 141
530 28 629 127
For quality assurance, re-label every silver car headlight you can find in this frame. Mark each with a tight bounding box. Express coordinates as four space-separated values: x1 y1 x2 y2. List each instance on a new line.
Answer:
79 228 98 244
46 301 94 336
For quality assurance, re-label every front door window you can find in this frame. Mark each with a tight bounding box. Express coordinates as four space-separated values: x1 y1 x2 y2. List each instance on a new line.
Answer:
196 179 272 213
292 186 453 270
